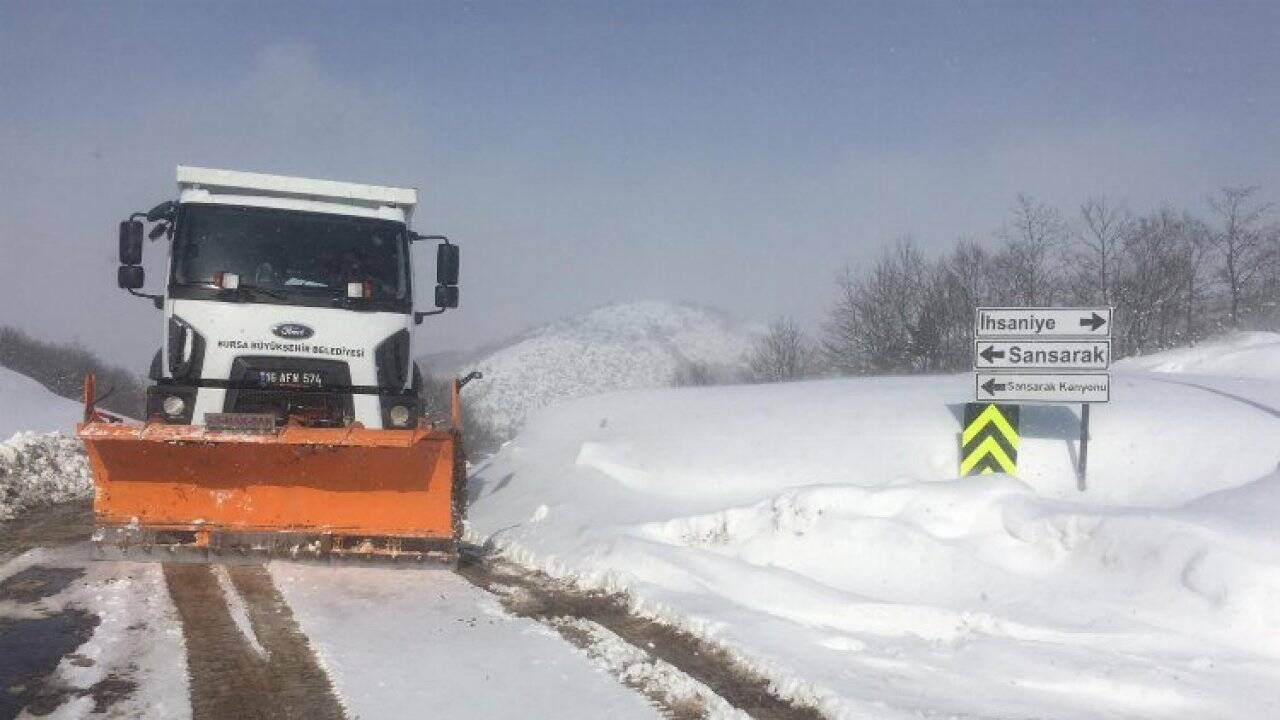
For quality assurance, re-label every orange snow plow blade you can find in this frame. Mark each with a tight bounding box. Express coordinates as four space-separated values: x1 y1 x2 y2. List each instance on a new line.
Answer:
77 375 464 560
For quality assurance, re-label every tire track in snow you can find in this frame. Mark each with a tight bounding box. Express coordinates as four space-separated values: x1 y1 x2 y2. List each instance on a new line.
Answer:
1143 375 1280 419
457 547 826 720
163 563 346 720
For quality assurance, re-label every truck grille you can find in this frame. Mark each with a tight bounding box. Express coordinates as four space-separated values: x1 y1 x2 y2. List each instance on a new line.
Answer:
229 389 352 427
223 357 354 427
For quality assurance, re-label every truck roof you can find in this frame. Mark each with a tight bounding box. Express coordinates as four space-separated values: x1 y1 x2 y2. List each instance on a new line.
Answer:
176 166 417 222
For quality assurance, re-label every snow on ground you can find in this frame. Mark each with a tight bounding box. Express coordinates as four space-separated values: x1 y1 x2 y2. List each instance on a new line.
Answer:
0 366 83 440
455 301 757 440
551 616 747 720
0 366 91 521
0 433 91 521
467 368 1280 719
270 562 663 719
1115 330 1280 378
0 549 190 719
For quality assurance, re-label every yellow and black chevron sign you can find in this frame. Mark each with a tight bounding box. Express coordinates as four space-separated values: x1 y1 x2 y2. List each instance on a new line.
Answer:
960 403 1020 475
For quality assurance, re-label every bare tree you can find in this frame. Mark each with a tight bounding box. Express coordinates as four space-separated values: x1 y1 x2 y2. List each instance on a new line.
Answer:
817 185 1278 369
996 195 1066 305
1072 197 1130 305
672 360 717 387
821 237 931 374
928 240 1000 370
748 317 814 383
822 238 957 374
1111 209 1204 355
1209 185 1273 326
822 264 864 375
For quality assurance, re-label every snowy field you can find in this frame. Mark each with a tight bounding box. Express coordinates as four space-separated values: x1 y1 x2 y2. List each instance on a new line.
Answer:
5 334 1280 717
469 334 1280 719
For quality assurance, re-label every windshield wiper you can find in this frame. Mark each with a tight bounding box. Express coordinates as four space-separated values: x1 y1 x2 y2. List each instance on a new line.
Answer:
172 281 287 300
232 283 286 300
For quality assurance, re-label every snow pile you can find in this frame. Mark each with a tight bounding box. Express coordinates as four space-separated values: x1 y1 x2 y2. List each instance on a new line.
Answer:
0 432 92 521
460 301 757 440
469 372 1280 718
1115 330 1280 379
0 365 84 439
0 366 94 521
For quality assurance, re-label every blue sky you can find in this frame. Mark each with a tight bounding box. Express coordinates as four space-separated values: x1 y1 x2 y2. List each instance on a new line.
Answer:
2 1 1278 367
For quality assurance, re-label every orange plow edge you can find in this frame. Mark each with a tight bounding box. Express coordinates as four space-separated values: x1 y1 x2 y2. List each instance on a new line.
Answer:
77 375 464 561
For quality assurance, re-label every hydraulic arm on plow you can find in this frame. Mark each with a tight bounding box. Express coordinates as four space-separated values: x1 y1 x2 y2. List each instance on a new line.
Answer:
78 166 475 561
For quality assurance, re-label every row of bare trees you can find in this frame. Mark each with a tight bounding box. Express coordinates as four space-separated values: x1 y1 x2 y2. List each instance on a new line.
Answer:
746 186 1279 380
0 326 145 417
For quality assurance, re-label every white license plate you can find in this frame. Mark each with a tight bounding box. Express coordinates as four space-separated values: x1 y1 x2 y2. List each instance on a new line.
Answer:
256 370 324 387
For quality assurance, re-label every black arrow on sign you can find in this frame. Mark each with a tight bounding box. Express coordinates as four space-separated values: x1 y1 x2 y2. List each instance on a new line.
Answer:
981 378 1007 395
979 346 1005 363
1079 312 1106 331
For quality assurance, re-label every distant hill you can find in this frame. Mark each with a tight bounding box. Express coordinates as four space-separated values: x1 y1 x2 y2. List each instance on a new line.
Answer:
422 301 759 442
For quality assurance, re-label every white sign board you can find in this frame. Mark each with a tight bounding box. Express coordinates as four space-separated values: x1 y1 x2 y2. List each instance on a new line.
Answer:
974 373 1110 403
973 340 1110 370
975 307 1112 338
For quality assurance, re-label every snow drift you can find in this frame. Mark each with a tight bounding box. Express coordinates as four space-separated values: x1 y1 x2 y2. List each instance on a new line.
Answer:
450 301 757 440
468 368 1280 719
0 366 91 521
1115 330 1280 378
0 365 85 440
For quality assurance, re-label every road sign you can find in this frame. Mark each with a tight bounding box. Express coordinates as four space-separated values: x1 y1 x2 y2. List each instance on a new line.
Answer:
975 307 1112 338
975 372 1110 403
961 403 1019 475
973 340 1110 370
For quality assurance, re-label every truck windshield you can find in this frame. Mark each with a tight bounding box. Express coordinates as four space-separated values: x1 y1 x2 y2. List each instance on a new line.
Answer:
171 204 410 310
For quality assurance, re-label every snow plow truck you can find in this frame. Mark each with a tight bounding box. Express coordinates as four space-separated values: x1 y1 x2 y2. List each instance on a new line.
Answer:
78 166 474 561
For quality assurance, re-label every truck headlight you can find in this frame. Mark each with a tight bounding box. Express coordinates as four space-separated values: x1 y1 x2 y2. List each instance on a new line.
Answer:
162 395 187 418
388 405 411 427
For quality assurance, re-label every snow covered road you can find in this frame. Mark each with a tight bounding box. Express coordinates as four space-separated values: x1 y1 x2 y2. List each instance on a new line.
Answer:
270 562 660 720
1 503 790 720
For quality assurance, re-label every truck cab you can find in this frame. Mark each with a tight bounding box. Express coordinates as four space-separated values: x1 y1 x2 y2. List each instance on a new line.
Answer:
117 166 459 430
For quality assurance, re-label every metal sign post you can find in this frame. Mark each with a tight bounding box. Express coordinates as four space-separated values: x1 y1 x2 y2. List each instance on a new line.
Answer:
1077 403 1090 491
972 307 1112 490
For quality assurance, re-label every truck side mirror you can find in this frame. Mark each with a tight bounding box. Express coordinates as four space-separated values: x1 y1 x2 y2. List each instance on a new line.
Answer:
437 243 459 286
118 265 145 290
119 220 144 265
435 284 459 309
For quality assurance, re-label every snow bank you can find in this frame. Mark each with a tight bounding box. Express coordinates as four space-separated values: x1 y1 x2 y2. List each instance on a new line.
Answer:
458 301 757 440
0 367 93 521
468 371 1280 718
0 365 84 439
0 432 91 521
1115 331 1280 379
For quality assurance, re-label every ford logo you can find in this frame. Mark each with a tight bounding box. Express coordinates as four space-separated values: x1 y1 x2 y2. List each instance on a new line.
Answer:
272 323 314 340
